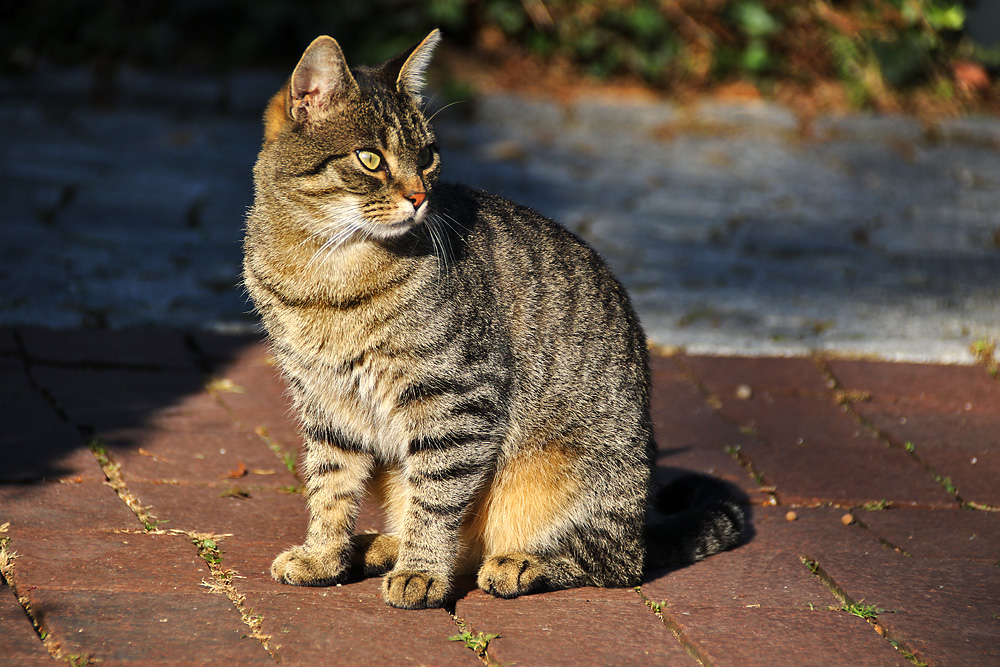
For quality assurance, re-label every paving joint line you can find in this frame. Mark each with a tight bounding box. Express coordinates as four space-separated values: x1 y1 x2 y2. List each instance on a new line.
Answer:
842 509 914 558
179 529 280 662
799 556 929 667
0 522 78 663
670 353 782 506
812 354 988 511
190 340 303 486
633 586 713 667
447 608 504 666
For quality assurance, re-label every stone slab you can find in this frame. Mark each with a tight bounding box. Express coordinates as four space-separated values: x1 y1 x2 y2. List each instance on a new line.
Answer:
642 507 919 666
660 605 910 667
6 525 272 665
127 483 310 538
30 366 216 434
0 328 19 355
0 581 54 664
0 482 139 532
0 361 100 483
100 424 298 487
455 587 694 666
246 578 478 666
681 355 832 397
816 549 1000 667
189 332 265 370
855 507 1000 560
643 507 891 605
720 395 955 507
24 588 273 665
18 326 198 370
204 343 302 457
826 359 1000 409
830 359 1000 506
9 529 211 594
649 355 765 501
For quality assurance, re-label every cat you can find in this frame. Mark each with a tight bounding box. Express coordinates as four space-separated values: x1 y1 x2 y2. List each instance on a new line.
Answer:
243 29 745 610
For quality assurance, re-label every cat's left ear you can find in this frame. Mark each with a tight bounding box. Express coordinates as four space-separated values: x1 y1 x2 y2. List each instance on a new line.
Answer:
392 29 442 97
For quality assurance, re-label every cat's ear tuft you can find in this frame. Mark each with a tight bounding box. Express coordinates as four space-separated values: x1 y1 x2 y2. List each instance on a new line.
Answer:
395 29 442 97
288 35 357 123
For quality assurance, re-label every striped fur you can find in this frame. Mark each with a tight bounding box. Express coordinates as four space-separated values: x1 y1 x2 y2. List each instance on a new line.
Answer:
243 31 743 609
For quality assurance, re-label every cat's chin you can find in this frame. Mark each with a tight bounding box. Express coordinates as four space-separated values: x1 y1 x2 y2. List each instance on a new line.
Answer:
365 215 425 241
368 221 419 240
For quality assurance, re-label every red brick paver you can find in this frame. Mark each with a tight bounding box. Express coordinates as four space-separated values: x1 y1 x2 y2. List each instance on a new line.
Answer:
1 328 998 666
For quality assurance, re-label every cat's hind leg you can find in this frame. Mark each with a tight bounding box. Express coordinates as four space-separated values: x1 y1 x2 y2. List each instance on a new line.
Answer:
470 443 647 598
477 552 590 598
349 532 399 577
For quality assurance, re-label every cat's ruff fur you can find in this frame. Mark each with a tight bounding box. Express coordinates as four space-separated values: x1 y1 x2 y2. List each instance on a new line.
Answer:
243 29 744 610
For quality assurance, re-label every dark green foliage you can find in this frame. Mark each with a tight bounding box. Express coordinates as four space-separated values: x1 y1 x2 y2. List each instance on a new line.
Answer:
2 1 993 109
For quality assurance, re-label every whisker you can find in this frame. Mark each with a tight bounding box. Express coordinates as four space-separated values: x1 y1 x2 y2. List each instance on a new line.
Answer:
426 100 466 123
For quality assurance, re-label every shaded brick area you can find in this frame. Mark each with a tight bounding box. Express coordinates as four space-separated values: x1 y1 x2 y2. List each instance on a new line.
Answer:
1 328 997 665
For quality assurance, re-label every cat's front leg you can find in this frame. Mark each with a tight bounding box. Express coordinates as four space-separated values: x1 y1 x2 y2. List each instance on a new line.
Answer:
271 438 373 586
382 443 492 609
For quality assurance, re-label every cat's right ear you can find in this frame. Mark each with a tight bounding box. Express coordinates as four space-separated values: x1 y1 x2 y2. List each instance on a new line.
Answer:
288 36 357 124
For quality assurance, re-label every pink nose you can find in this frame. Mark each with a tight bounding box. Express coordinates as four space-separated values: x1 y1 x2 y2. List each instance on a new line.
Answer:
407 192 426 209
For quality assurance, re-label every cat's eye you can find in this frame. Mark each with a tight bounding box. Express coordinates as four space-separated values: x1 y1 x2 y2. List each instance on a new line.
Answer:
417 146 434 169
356 150 382 171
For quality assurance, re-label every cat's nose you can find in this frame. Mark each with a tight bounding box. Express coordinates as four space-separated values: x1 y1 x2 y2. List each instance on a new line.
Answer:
406 192 426 210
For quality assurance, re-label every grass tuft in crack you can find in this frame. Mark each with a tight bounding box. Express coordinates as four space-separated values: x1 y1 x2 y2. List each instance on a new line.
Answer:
838 600 884 621
180 530 277 659
800 556 926 666
449 614 503 666
255 426 298 475
1 523 67 660
88 436 166 532
449 630 500 657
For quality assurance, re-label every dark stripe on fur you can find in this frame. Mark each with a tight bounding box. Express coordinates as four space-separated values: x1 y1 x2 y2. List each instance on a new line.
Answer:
408 432 481 454
303 422 366 453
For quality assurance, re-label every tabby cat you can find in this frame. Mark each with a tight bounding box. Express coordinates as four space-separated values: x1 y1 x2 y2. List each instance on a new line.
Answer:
243 29 744 610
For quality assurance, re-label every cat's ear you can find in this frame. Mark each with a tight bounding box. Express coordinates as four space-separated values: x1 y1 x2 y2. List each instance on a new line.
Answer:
392 29 441 97
288 35 358 123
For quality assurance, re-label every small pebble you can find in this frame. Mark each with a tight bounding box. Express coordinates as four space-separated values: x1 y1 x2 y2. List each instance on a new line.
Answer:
841 513 855 526
785 511 798 522
735 384 753 400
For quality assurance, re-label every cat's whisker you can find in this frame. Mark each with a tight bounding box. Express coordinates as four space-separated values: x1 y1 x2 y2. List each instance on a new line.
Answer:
421 88 442 115
426 100 465 123
425 216 452 278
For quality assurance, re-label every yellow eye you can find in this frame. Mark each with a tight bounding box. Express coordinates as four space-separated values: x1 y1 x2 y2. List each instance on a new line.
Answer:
356 150 381 171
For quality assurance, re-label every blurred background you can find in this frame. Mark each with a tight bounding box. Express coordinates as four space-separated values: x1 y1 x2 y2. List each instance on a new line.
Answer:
1 1 999 363
3 0 999 113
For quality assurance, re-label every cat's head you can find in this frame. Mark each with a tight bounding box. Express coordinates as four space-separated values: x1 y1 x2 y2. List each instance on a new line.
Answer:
258 30 442 246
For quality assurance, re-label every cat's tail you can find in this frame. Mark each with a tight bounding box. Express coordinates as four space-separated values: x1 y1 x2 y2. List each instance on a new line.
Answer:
643 473 747 569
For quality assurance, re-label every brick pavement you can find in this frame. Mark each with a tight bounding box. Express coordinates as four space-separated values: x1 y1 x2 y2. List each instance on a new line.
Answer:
1 327 998 666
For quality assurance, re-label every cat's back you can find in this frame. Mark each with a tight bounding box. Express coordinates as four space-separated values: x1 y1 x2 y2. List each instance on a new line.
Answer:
435 182 652 445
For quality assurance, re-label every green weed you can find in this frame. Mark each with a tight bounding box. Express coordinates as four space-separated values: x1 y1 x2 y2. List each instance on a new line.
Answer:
191 535 223 566
839 600 883 620
862 499 889 511
449 629 500 660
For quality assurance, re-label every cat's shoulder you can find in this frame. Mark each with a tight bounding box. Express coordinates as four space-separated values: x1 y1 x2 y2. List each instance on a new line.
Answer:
433 181 579 245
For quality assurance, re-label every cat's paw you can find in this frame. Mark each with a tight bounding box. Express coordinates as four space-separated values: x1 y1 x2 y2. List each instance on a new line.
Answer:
477 553 545 599
350 533 399 577
381 569 449 609
270 545 346 586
